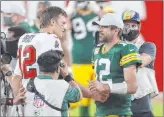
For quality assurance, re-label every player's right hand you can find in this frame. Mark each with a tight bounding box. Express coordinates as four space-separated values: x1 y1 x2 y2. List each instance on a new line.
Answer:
13 86 26 105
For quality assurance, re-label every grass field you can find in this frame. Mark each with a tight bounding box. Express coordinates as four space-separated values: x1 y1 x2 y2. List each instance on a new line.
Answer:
69 93 163 117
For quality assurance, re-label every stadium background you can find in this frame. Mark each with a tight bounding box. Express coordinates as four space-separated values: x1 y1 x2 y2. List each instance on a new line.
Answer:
1 1 163 116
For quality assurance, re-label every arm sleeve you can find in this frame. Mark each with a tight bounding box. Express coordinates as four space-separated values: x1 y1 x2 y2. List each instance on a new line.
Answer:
64 87 81 103
120 44 142 68
139 42 156 61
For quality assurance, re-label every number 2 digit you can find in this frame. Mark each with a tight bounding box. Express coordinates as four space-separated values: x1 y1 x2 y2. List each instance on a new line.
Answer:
18 45 37 78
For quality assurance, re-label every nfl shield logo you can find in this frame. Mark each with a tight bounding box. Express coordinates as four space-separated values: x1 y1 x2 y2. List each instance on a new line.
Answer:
33 94 45 108
94 48 100 54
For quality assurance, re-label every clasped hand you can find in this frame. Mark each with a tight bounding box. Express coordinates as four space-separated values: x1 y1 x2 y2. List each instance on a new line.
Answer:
89 80 110 103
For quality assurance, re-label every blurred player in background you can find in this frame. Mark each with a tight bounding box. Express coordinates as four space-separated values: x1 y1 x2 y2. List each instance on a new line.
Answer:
68 1 99 116
96 1 114 16
31 1 51 32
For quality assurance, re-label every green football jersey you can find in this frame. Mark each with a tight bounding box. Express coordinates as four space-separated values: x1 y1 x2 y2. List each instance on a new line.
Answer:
71 11 99 64
93 42 142 116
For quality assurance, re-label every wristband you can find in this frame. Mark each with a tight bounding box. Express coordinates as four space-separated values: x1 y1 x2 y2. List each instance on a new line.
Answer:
101 81 128 94
64 75 73 82
111 81 128 94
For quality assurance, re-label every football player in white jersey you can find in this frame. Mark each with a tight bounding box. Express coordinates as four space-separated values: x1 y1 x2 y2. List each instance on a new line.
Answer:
10 6 68 98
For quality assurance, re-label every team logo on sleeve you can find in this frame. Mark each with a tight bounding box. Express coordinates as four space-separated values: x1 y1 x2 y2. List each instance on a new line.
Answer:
54 40 59 48
94 48 100 54
33 94 45 108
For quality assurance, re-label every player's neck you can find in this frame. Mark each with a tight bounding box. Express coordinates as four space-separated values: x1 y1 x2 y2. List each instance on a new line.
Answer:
105 38 120 50
40 28 54 34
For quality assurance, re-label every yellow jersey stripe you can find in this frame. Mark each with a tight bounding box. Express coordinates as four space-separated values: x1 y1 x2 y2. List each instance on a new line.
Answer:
121 55 140 62
105 115 131 117
120 57 141 66
121 53 138 60
105 115 119 117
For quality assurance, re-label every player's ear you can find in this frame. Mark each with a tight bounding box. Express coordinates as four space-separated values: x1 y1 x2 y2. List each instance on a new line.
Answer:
115 28 120 33
56 66 60 73
50 18 55 26
138 23 141 31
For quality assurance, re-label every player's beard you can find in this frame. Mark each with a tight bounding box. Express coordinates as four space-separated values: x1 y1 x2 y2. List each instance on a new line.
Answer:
99 33 106 42
108 33 114 43
100 33 114 43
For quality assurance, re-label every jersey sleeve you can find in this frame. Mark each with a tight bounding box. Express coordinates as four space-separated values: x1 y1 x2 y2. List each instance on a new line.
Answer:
120 44 142 67
52 38 63 51
40 35 63 53
14 59 22 76
14 35 24 76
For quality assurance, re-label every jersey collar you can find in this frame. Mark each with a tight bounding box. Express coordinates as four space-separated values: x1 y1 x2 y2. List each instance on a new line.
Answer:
37 75 53 80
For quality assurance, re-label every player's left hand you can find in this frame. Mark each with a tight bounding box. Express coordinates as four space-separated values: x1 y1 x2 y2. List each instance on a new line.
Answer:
89 80 102 92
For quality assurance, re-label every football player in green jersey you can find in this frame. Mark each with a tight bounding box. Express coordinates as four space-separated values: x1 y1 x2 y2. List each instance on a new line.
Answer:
89 13 142 117
69 1 99 116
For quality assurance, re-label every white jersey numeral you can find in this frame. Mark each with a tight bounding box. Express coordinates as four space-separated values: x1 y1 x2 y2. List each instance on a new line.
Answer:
72 16 99 40
95 58 111 81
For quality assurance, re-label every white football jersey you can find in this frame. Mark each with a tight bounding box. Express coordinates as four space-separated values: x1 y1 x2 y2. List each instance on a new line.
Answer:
14 33 63 79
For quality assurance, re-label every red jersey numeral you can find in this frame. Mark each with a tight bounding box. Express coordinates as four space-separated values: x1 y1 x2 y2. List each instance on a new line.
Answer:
18 45 37 79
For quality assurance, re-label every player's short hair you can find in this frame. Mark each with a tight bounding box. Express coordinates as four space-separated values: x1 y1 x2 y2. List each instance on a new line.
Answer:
39 6 67 28
37 50 64 73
